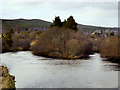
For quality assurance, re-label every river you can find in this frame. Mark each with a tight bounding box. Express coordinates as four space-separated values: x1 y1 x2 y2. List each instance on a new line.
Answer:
0 51 119 88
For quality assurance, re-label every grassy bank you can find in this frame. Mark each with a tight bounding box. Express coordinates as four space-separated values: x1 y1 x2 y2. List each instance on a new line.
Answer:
0 66 15 89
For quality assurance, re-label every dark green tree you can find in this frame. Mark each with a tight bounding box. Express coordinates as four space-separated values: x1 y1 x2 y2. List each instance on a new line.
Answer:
51 16 62 27
110 31 114 36
64 16 77 30
62 19 66 26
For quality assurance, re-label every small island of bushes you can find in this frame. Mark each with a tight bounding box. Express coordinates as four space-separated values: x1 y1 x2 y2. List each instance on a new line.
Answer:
30 27 93 59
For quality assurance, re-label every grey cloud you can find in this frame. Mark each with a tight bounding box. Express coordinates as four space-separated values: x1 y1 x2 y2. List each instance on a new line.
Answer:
0 2 118 27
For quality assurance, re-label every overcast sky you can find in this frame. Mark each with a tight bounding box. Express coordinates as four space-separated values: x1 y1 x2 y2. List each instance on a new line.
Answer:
0 0 119 27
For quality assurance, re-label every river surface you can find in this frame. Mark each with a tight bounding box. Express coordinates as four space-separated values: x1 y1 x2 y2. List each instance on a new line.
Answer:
0 51 119 88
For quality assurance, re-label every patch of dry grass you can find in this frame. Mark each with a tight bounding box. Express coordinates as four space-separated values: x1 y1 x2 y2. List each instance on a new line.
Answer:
0 66 15 89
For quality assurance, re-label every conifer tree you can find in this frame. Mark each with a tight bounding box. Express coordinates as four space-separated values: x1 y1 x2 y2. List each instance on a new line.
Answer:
51 16 62 27
64 16 77 30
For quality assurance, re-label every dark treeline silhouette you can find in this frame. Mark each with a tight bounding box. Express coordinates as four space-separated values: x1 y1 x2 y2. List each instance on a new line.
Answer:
51 16 78 31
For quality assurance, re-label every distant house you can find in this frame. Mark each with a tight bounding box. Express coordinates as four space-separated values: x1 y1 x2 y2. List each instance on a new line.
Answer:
92 30 102 35
105 29 111 33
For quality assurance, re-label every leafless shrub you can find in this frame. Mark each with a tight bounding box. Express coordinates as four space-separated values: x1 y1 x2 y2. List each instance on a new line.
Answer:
100 36 119 59
31 27 93 58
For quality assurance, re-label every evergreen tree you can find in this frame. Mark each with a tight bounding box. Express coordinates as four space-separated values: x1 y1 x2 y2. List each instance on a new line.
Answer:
64 16 77 30
51 16 62 27
62 19 66 27
110 31 114 36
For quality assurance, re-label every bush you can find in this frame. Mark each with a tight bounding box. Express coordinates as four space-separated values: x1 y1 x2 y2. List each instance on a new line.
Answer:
2 29 14 52
100 36 119 60
90 37 102 52
12 32 31 51
31 27 73 57
2 29 42 52
31 27 93 59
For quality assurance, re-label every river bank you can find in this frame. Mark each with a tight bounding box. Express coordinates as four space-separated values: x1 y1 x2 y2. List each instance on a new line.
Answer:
0 66 15 89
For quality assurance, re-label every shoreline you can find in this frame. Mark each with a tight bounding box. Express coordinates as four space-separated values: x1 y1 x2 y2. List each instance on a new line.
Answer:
1 50 120 63
0 66 15 89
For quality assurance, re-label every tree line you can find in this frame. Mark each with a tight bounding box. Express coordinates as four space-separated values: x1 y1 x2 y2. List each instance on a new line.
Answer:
51 16 78 31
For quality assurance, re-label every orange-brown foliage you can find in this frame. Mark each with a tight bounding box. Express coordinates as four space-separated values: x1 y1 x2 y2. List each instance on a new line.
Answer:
100 36 119 59
31 27 93 58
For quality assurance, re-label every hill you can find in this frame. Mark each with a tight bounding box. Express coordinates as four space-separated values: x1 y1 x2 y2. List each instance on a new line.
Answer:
2 19 118 32
77 24 118 32
2 19 51 31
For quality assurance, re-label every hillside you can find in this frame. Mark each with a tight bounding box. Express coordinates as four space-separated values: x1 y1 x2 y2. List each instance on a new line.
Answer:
2 19 51 31
77 24 118 32
2 19 118 32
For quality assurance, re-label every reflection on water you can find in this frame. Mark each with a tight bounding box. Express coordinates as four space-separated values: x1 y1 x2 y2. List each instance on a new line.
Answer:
0 51 119 88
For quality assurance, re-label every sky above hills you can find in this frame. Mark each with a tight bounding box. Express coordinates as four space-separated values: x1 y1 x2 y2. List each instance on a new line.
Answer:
0 0 119 27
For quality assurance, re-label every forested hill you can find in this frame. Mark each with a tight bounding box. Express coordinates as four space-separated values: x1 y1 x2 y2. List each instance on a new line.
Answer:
2 19 51 30
77 24 118 32
2 19 118 31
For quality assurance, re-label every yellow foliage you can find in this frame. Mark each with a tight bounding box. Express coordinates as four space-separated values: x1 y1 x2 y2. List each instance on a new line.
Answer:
95 38 97 41
31 40 38 46
17 47 23 51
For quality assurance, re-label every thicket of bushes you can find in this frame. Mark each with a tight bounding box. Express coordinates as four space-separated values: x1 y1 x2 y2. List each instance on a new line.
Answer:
2 29 14 52
2 29 42 52
31 27 93 59
89 37 103 53
100 36 120 61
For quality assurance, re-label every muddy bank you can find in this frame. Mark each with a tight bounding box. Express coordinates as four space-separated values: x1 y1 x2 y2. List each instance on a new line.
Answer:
0 66 15 89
